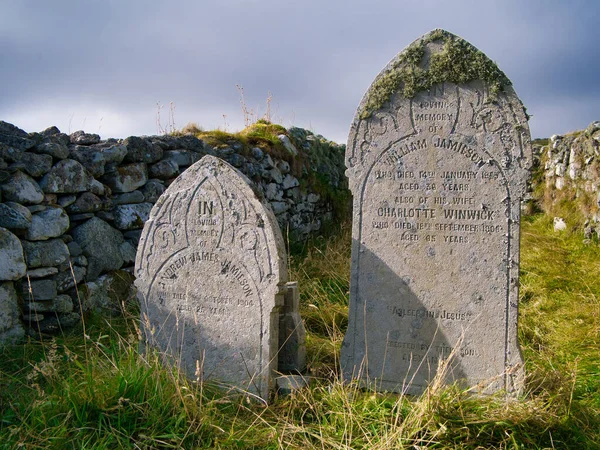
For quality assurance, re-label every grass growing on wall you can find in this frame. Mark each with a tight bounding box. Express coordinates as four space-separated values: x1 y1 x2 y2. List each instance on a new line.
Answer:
1 216 599 448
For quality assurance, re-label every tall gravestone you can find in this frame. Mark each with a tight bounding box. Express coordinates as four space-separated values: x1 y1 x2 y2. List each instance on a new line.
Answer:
341 30 532 394
135 155 299 400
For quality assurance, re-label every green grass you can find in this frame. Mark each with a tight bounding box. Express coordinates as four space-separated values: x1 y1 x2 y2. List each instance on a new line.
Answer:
186 121 289 159
1 216 599 448
520 215 600 409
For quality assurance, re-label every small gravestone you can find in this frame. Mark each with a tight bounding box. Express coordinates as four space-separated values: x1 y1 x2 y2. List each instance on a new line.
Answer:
341 30 532 394
135 155 303 400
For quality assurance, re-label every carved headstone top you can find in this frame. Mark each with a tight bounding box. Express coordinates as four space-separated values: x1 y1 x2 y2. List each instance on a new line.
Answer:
135 155 288 400
342 29 532 394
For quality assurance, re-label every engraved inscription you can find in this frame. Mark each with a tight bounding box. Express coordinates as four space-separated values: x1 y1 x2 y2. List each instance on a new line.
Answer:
342 30 532 396
136 155 289 401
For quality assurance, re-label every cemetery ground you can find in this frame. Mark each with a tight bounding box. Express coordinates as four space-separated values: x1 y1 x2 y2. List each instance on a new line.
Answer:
0 213 599 449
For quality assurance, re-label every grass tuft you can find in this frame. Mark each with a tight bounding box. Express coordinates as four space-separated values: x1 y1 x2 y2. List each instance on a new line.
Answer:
1 214 599 448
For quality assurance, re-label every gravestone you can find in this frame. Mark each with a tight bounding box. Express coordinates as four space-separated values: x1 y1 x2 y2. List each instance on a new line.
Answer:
341 29 532 394
135 155 303 400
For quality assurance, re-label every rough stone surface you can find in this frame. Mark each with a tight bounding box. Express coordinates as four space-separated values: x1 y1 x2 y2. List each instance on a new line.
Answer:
35 140 70 160
0 142 23 163
0 202 32 229
39 159 94 193
0 132 35 150
0 120 348 336
69 213 95 222
27 205 46 214
341 30 532 395
0 121 28 138
25 207 70 241
282 174 299 190
123 136 163 163
71 255 88 267
553 217 567 231
65 192 104 214
164 150 195 166
90 179 106 196
0 228 27 280
1 171 44 204
141 180 165 202
26 267 59 278
54 266 86 293
101 163 148 193
135 155 289 400
21 279 57 301
149 160 179 179
22 239 70 268
58 194 77 208
119 241 137 264
72 217 125 280
35 312 81 333
113 190 145 205
10 152 53 177
278 282 307 373
70 130 101 145
278 135 298 156
113 203 153 230
69 143 127 178
275 374 312 394
0 282 25 344
82 270 134 315
69 145 108 177
67 241 83 257
538 120 600 230
23 294 74 313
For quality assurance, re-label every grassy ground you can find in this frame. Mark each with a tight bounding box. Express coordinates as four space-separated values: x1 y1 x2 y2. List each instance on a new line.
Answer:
1 215 599 449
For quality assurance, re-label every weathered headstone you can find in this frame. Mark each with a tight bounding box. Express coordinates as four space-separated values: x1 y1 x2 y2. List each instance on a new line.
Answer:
135 155 302 400
341 30 532 394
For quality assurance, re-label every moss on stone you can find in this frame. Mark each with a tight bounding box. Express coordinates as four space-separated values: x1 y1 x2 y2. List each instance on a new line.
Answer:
360 29 511 119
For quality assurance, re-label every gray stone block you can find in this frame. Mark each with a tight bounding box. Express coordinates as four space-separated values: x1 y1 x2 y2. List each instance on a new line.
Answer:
1 171 44 204
341 29 531 396
22 238 70 268
21 279 57 301
112 203 153 230
39 159 94 193
25 207 70 241
135 155 290 401
0 202 32 229
101 163 148 193
0 228 26 280
0 282 25 344
72 217 124 280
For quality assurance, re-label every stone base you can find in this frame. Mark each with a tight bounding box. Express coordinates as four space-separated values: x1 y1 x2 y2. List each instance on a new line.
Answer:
275 374 313 395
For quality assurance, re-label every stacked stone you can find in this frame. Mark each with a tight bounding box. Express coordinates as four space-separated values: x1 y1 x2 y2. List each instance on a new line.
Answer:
540 120 600 238
0 121 347 342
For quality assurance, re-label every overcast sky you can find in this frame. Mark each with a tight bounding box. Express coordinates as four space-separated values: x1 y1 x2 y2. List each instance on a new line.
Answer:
1 0 598 144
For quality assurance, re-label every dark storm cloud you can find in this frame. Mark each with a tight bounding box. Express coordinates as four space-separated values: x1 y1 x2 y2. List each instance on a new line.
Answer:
1 0 598 142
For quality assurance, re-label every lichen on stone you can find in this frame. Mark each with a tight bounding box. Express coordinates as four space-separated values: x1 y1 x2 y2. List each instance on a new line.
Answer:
360 29 511 119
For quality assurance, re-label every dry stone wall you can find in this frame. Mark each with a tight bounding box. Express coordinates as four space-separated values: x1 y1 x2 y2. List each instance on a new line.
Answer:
0 121 347 344
535 121 600 238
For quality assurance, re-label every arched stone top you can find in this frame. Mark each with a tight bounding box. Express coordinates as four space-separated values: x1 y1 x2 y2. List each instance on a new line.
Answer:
135 154 288 295
342 30 532 395
346 29 532 198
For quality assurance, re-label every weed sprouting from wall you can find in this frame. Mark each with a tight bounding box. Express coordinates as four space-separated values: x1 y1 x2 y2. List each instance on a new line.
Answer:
156 101 177 135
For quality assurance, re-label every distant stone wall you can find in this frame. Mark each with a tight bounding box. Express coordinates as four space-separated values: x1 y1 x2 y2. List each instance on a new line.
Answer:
0 121 348 343
534 120 600 238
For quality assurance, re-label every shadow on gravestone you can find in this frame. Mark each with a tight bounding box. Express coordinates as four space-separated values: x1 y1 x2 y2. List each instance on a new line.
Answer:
344 244 468 394
135 155 305 401
341 29 532 395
